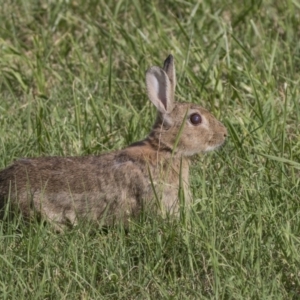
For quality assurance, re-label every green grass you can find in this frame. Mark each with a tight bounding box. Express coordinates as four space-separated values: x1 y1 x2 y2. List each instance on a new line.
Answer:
1 0 300 298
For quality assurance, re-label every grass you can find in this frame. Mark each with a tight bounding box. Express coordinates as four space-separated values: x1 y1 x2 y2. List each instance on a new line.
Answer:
0 0 300 298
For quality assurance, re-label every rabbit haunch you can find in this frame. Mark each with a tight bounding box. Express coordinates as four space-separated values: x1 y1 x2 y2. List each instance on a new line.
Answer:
0 55 227 227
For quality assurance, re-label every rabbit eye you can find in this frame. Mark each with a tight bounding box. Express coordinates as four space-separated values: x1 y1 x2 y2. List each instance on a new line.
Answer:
190 113 202 125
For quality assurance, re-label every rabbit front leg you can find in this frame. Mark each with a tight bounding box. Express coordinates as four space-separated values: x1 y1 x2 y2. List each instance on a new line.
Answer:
153 157 191 216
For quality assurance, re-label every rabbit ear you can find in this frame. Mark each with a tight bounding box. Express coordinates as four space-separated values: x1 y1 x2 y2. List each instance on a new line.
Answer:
146 66 174 114
163 54 176 97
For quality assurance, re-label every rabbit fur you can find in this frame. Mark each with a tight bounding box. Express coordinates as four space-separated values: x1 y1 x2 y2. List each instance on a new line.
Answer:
0 55 227 228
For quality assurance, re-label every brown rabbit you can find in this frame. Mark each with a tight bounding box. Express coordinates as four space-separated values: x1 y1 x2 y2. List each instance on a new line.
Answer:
0 55 227 228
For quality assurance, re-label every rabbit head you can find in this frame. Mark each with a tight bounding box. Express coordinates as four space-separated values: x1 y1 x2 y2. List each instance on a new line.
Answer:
146 55 227 157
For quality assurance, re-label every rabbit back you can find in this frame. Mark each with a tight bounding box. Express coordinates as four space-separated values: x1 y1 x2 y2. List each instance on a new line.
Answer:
0 152 151 225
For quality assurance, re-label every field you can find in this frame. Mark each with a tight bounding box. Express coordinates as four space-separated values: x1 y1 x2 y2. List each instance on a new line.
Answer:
0 0 300 298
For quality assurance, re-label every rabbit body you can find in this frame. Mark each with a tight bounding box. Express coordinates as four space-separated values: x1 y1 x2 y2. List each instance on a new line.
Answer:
0 55 227 227
0 147 189 225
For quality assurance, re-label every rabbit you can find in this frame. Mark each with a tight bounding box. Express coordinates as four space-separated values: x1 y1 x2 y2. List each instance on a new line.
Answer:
0 54 227 229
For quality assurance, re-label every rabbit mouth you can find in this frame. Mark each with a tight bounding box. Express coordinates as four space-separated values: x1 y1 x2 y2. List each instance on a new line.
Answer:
205 139 226 152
